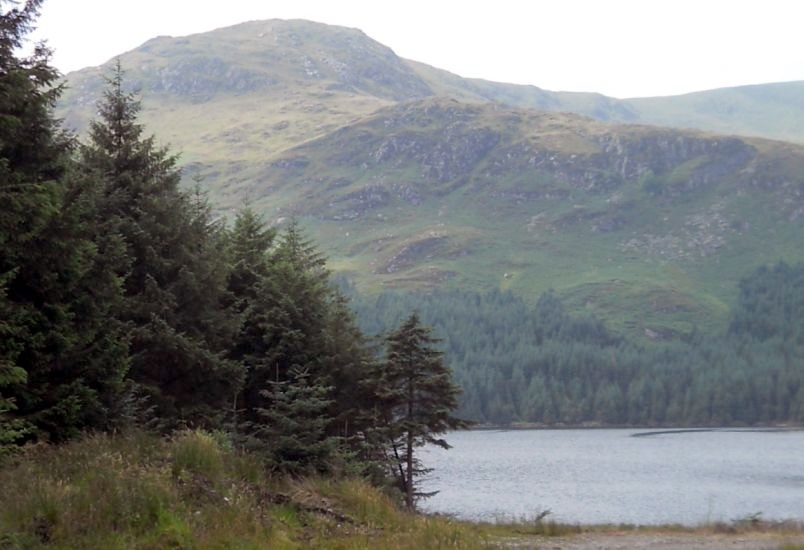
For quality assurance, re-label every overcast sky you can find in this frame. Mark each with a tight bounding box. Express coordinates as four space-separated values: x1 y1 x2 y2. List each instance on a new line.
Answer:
27 0 804 98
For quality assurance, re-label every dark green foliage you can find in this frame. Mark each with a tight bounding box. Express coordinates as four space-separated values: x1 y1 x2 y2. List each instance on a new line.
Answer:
317 291 377 439
0 4 403 473
729 260 804 343
368 313 465 510
0 0 63 183
347 265 804 427
232 219 334 430
0 322 29 457
226 207 276 310
248 368 339 475
80 64 242 427
225 207 276 434
0 1 130 441
257 219 332 381
227 214 378 470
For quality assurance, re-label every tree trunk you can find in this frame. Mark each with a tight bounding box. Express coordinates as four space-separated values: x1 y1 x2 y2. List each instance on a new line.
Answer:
405 371 414 510
405 429 414 510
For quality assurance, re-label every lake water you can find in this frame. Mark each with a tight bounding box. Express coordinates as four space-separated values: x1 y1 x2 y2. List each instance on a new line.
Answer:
418 428 804 525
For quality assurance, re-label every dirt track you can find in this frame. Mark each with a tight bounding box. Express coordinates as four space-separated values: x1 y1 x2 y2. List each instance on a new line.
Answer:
498 530 804 549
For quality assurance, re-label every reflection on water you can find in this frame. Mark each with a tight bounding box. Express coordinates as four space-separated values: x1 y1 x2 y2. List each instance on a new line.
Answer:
419 429 804 525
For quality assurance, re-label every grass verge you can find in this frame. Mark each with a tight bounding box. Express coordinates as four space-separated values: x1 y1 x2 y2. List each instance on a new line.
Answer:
1 432 802 549
0 431 491 549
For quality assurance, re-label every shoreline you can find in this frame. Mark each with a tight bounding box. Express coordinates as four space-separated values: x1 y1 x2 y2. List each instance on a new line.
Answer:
467 422 804 431
457 515 804 549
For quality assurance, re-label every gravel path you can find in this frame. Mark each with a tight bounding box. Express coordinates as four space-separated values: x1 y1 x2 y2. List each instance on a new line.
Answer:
497 530 804 549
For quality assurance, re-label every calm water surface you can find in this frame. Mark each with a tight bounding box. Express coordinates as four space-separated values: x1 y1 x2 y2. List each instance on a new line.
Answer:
419 429 804 525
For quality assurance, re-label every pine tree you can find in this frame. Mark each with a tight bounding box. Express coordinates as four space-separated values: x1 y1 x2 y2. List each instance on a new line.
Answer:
80 63 242 428
372 313 465 510
0 280 30 457
237 220 332 424
0 0 130 441
225 207 276 435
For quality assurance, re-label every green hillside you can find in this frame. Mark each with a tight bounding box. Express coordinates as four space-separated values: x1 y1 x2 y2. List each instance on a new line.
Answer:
238 98 804 337
55 19 804 338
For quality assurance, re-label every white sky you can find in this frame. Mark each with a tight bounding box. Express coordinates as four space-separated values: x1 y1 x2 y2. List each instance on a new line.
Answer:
27 0 804 98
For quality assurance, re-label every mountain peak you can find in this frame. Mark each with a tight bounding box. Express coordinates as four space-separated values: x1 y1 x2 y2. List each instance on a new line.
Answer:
63 18 432 105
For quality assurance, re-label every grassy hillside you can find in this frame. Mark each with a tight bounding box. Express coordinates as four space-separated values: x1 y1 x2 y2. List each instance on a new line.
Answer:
239 98 804 338
57 19 804 167
58 20 412 167
0 431 495 549
626 81 804 145
54 19 804 338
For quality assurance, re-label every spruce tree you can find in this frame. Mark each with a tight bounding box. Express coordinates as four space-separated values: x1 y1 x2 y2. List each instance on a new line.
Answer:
318 291 376 440
227 207 275 308
225 207 276 435
237 220 332 423
248 367 338 474
0 0 130 441
226 216 376 464
80 63 241 428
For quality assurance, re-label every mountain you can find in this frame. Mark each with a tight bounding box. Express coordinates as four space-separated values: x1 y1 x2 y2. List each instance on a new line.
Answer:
241 97 804 336
58 19 804 163
56 19 804 338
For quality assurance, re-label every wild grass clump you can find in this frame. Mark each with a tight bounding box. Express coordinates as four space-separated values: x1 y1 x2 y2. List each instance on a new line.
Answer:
171 429 226 482
298 478 494 549
310 478 403 529
473 509 584 538
0 431 279 548
0 433 182 548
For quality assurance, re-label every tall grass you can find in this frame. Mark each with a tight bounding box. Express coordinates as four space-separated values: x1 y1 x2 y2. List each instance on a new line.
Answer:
0 431 492 549
6 433 797 548
0 431 276 548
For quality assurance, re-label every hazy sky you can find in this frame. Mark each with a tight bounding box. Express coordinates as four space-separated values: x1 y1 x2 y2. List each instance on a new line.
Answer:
28 0 804 98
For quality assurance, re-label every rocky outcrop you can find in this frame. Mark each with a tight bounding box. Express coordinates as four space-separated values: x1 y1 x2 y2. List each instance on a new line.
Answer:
379 235 451 274
371 127 500 183
261 99 804 261
619 203 733 260
326 185 391 220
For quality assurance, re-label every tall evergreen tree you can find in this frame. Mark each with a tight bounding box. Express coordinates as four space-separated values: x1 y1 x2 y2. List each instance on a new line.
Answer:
225 215 378 468
225 207 276 435
318 291 377 440
237 220 332 423
80 63 241 428
0 0 130 441
371 313 465 510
